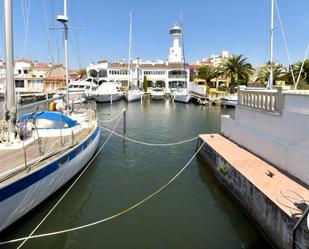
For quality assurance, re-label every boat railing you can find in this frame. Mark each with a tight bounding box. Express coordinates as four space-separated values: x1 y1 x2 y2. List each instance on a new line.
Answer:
17 96 65 115
237 86 284 114
72 100 97 120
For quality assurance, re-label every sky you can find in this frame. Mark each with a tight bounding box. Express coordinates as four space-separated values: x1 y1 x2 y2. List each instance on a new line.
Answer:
1 0 309 69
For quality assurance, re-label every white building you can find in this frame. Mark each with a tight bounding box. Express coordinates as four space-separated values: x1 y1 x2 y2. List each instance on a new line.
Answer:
87 23 189 91
13 59 52 93
195 50 230 67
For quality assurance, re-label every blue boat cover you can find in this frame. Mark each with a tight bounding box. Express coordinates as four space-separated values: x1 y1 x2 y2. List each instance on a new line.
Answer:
19 111 77 128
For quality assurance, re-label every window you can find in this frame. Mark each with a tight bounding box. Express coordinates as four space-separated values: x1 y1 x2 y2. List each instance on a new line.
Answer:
99 70 107 78
15 80 24 88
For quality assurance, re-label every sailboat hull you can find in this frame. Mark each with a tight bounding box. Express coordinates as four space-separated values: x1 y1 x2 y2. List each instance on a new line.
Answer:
0 126 100 232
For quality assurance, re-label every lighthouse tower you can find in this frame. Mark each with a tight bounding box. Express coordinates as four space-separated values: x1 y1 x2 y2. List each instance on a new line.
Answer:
168 24 183 63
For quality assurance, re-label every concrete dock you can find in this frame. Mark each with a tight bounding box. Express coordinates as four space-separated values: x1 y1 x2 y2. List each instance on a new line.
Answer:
198 134 309 249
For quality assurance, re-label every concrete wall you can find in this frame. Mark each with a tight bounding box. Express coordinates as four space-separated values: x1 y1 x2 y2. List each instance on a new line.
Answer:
221 92 309 185
197 138 308 249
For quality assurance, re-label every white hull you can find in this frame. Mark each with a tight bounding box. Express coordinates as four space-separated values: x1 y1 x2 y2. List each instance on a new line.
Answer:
173 94 191 103
0 126 100 232
151 91 165 100
222 96 238 107
125 91 143 102
151 95 165 100
223 100 237 107
94 94 123 103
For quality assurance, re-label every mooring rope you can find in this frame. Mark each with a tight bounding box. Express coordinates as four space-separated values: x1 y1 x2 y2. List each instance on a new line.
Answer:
14 115 123 249
99 125 198 146
98 110 124 123
0 141 205 246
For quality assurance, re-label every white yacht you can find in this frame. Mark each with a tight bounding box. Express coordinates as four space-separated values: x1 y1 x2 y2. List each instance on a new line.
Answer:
221 95 238 107
171 88 191 103
151 88 165 100
68 77 98 100
0 0 100 232
125 89 144 102
94 82 124 103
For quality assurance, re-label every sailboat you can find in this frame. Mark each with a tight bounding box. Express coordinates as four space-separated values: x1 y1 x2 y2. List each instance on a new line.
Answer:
0 0 100 232
124 12 144 102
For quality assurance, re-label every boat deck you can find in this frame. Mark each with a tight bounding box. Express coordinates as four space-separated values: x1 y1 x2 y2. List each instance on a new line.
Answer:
199 134 309 218
0 109 96 185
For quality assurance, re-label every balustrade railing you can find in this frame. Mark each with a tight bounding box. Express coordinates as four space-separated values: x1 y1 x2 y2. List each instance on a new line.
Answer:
238 87 283 114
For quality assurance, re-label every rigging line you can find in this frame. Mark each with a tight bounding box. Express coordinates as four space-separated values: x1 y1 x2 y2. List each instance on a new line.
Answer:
99 125 198 146
0 141 205 246
295 40 309 89
15 116 122 249
72 31 83 68
40 0 54 63
69 32 82 69
274 0 296 85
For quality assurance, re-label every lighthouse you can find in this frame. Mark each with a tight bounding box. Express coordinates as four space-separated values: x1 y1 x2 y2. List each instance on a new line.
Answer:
168 24 183 63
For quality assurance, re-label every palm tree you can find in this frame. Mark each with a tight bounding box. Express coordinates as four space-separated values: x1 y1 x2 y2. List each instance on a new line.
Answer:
292 60 309 89
219 54 254 93
197 65 220 86
255 63 286 85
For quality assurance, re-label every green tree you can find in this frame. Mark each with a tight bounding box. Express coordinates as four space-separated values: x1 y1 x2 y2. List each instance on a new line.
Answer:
143 75 148 92
255 63 286 85
78 68 87 77
197 65 220 86
291 60 309 89
219 54 254 93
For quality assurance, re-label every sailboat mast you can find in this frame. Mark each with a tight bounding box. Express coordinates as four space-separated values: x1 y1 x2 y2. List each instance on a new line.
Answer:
4 0 15 113
128 11 132 88
57 0 69 105
64 0 69 104
269 0 274 89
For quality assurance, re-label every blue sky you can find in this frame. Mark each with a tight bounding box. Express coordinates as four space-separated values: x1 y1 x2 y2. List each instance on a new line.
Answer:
1 0 309 68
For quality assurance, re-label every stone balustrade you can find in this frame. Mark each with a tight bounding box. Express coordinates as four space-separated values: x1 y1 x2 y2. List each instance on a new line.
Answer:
238 87 283 114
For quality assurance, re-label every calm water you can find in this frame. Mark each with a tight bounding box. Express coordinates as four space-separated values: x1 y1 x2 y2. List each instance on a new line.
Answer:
0 99 271 249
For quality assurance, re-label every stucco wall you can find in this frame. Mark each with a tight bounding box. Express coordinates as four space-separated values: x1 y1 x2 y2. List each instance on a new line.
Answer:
221 94 309 185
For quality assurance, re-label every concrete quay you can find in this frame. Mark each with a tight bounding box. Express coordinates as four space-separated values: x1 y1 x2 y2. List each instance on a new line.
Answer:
197 134 309 249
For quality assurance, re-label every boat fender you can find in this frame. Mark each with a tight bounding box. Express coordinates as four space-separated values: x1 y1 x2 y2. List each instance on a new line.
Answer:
49 102 57 111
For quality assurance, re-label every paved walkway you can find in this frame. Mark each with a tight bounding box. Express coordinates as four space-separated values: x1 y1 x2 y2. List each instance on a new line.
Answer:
200 134 309 217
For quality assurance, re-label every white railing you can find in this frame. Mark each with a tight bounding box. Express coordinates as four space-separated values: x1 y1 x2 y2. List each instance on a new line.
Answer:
238 87 283 114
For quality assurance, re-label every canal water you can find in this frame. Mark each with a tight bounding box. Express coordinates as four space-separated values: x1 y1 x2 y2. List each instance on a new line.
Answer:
0 99 271 249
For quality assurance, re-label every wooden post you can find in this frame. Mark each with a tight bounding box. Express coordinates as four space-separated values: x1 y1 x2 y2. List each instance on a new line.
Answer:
123 109 127 135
